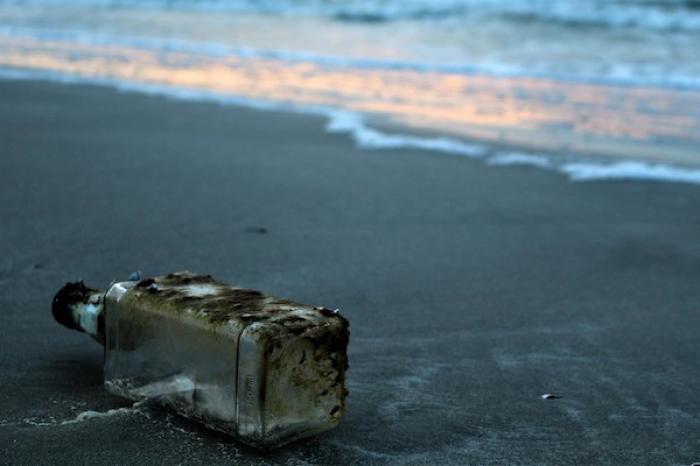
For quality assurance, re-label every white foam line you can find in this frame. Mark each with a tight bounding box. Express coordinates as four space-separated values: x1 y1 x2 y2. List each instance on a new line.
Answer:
561 161 700 185
60 402 144 425
488 152 552 169
490 155 700 185
325 110 487 157
21 401 145 427
2 67 700 187
22 418 56 427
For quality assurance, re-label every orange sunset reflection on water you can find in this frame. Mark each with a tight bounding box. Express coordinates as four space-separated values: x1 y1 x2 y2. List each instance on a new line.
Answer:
2 34 699 164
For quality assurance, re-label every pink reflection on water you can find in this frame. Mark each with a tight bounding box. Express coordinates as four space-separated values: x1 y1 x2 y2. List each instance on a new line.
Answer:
2 34 699 164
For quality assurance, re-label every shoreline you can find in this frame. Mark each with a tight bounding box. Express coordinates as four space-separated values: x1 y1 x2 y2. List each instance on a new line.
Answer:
3 68 700 186
2 78 700 465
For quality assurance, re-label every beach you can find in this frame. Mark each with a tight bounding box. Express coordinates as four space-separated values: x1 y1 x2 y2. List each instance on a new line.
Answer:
1 78 699 464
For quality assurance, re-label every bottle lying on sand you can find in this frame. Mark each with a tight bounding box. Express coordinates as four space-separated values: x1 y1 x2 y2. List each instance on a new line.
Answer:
52 271 349 450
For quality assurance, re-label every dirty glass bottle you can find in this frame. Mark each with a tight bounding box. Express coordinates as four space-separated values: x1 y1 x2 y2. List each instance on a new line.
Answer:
52 272 349 449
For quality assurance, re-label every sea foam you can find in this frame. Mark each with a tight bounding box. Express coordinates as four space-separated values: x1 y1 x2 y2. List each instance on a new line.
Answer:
561 161 700 185
326 111 486 157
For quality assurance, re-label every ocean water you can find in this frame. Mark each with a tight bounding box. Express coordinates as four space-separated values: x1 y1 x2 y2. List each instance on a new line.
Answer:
1 0 699 183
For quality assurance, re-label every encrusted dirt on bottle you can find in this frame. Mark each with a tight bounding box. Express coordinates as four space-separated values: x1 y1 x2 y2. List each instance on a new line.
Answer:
123 272 347 332
248 313 350 442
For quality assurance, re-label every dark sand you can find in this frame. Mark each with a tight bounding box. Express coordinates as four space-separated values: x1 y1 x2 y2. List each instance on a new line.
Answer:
1 79 699 465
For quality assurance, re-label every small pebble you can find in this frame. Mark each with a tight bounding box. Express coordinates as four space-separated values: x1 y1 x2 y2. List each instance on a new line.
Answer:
541 393 560 400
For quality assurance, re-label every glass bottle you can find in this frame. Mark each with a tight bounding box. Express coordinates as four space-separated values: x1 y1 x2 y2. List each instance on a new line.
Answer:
52 271 349 450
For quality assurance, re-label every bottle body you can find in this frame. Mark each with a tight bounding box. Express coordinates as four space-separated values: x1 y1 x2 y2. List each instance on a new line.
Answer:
98 272 348 449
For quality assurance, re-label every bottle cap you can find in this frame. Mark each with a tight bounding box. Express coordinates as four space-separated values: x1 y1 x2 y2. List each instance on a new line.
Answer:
52 281 94 331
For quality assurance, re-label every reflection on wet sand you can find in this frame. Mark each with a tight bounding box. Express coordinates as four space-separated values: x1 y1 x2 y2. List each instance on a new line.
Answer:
2 34 699 164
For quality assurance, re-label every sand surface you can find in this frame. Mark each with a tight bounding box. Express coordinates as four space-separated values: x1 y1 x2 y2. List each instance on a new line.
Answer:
1 79 699 465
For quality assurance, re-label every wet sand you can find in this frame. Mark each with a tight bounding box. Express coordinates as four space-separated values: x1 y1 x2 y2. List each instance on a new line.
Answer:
1 78 699 465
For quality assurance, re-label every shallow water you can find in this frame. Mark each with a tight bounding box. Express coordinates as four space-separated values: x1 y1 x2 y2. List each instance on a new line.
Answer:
1 1 699 183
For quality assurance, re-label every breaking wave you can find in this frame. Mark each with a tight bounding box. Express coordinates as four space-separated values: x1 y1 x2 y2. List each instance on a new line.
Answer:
11 0 700 32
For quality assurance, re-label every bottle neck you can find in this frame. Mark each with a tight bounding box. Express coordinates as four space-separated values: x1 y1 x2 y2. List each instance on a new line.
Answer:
52 282 106 344
71 293 105 340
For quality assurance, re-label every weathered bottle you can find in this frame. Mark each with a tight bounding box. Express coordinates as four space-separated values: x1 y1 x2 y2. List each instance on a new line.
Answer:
52 271 349 449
